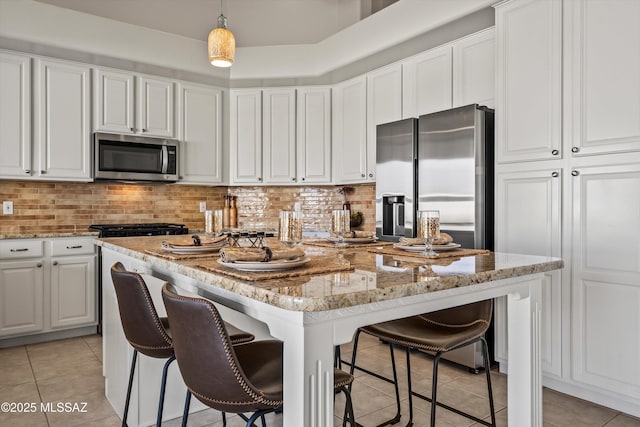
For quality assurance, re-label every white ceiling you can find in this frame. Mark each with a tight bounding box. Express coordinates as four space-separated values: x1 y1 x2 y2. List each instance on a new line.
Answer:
34 0 396 48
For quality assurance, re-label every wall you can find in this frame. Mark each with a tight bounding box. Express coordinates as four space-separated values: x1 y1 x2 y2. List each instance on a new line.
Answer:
0 181 374 237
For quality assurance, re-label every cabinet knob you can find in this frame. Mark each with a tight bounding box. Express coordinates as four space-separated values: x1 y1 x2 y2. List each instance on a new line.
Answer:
551 171 559 178
361 174 365 178
301 177 306 181
571 170 580 177
571 147 580 153
551 149 559 156
369 173 373 178
52 261 58 266
37 263 42 268
40 170 46 174
141 128 147 132
257 177 262 182
292 177 296 182
25 169 31 174
130 127 134 132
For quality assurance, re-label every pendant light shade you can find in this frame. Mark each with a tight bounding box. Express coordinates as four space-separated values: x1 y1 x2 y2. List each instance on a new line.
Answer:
208 11 235 67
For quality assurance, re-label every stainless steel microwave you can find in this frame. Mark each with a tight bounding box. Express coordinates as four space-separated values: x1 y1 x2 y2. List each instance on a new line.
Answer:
93 133 180 182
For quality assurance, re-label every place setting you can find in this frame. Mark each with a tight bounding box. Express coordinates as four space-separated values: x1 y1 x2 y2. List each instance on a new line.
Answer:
303 209 392 249
144 234 229 260
198 209 354 280
370 210 490 259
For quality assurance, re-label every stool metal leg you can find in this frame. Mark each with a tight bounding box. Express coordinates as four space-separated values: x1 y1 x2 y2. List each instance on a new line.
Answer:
430 352 443 427
122 349 138 427
181 390 191 427
481 337 496 426
156 355 176 426
404 347 414 427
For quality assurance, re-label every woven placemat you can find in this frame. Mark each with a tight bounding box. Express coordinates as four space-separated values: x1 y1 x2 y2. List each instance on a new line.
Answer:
197 256 353 281
303 239 393 249
367 246 490 259
145 249 221 261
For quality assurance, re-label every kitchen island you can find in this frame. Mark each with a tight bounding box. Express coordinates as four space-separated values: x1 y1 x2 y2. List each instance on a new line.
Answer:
97 235 563 427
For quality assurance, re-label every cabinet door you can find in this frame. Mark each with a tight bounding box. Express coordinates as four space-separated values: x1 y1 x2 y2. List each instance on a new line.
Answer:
177 83 223 184
495 167 563 376
93 68 135 134
263 88 296 184
34 59 91 180
297 87 331 184
50 255 96 329
332 76 368 184
565 0 640 156
453 28 495 109
137 76 175 137
402 45 452 119
230 89 263 184
570 162 640 400
495 0 562 163
367 63 403 182
0 51 31 178
0 260 44 337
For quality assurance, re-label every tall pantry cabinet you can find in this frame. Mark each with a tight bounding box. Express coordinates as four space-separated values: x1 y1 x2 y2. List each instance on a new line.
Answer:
494 0 640 417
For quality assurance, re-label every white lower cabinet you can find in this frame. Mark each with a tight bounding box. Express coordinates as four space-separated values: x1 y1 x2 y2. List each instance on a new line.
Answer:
0 237 96 341
495 165 563 377
570 160 640 402
50 255 95 329
0 259 45 337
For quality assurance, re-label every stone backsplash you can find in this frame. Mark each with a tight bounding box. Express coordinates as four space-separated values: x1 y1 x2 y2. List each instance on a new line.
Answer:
0 181 375 236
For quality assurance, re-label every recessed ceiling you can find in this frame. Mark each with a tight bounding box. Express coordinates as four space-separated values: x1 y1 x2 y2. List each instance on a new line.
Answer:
34 0 398 48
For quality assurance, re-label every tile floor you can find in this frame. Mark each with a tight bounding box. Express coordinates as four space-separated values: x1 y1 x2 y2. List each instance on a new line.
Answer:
0 334 638 427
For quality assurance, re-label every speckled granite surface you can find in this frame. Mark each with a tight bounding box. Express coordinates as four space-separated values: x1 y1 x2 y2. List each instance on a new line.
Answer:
96 235 564 312
0 232 99 239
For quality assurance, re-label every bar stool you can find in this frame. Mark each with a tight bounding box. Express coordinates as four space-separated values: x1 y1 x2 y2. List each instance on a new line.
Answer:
110 263 254 427
161 282 358 427
348 300 496 427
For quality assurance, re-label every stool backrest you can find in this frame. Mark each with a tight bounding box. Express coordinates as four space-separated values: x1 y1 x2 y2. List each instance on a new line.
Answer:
420 300 493 328
161 283 280 412
110 262 173 358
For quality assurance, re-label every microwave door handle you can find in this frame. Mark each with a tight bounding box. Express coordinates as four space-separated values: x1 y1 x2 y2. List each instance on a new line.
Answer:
161 146 169 174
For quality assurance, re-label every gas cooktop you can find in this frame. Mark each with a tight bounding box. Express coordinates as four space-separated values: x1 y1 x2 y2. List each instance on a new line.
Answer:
89 223 189 238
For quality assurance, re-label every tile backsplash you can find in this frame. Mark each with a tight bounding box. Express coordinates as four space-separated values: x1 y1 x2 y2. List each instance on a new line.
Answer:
0 181 375 237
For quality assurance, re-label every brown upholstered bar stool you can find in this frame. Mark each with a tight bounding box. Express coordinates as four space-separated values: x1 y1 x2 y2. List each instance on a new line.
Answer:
161 283 358 427
349 300 496 427
110 263 254 427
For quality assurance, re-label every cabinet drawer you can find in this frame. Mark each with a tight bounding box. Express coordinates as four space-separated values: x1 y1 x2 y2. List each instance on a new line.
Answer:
50 238 96 256
0 240 44 260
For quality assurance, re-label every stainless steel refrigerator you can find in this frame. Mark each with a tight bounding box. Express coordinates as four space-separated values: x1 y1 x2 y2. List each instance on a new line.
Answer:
376 103 494 250
375 103 494 370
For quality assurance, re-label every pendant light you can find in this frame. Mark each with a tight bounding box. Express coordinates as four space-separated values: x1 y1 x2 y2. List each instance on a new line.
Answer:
208 0 235 67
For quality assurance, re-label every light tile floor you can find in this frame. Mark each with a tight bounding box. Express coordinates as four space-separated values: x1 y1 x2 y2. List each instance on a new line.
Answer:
0 334 638 427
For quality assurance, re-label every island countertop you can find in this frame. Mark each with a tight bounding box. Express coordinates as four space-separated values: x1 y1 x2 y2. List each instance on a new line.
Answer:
96 235 564 312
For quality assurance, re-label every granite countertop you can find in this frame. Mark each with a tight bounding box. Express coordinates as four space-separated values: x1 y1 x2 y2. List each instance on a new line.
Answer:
0 231 100 240
96 235 564 312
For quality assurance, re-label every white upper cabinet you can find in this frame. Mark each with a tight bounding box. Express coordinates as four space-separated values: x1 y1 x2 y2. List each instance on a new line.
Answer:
495 0 562 163
137 76 175 137
177 83 224 185
230 89 263 184
263 88 297 184
93 69 134 134
34 58 92 180
94 69 175 138
453 28 496 109
366 63 403 183
297 87 331 184
332 75 368 184
0 51 31 178
402 45 453 118
565 0 640 157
